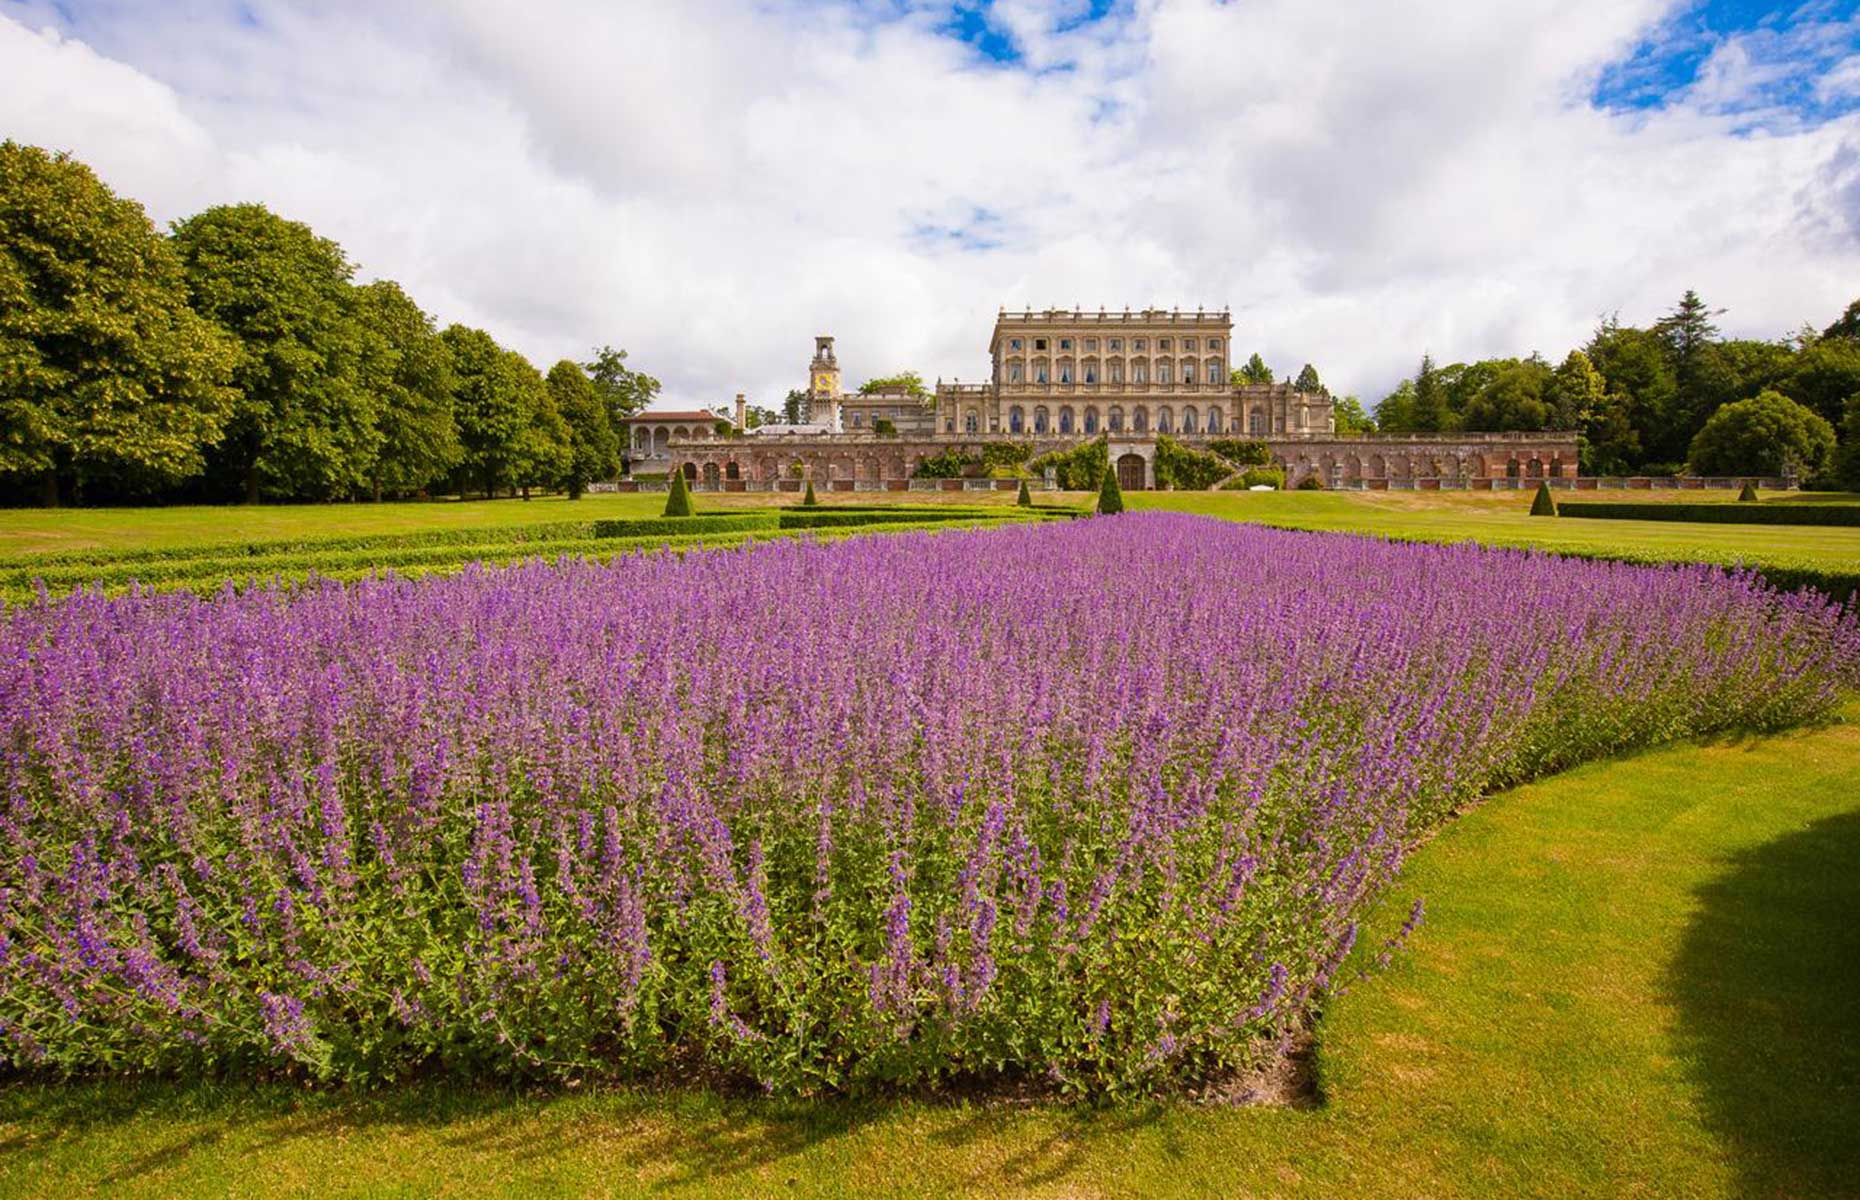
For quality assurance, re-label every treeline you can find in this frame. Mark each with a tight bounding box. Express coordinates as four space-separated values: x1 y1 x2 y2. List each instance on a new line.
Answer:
1 142 660 507
1374 290 1860 484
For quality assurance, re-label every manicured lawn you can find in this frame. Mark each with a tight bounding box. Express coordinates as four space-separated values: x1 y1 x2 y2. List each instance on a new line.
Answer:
1121 489 1860 576
0 491 1029 559
3 708 1853 1199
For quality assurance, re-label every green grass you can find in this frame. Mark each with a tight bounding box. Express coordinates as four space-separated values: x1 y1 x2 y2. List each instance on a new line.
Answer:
1118 489 1860 578
0 491 1036 559
3 710 1854 1199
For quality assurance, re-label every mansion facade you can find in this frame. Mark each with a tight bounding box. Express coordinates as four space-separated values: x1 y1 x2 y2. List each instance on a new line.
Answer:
621 307 1578 490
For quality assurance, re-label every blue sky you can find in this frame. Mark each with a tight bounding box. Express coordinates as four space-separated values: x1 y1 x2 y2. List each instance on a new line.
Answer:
5 0 1858 404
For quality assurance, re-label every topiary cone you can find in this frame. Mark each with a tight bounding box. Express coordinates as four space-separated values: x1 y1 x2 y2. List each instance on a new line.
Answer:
1738 480 1759 502
1016 478 1032 507
663 467 694 517
802 480 818 507
1529 480 1557 517
1096 463 1125 515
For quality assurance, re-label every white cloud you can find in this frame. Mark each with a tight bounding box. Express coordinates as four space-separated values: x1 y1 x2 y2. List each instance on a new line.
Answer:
3 0 1858 406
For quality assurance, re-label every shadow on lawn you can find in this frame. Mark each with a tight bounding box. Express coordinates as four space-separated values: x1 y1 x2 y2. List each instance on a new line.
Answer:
1667 808 1860 1200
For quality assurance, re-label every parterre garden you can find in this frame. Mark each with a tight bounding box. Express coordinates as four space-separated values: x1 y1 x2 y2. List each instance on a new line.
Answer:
1 489 1858 1197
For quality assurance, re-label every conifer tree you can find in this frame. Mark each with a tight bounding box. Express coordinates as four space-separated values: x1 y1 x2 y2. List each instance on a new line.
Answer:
1096 462 1125 515
664 465 694 517
1738 480 1759 502
1529 480 1557 516
802 479 818 506
1016 478 1032 507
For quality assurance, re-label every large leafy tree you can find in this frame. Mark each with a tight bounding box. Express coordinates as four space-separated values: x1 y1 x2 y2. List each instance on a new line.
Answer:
171 203 379 502
509 352 571 499
1458 358 1552 431
0 142 236 505
1292 363 1322 393
547 359 618 498
442 325 530 498
355 280 458 500
1835 391 1860 490
1687 390 1835 478
1782 336 1860 429
1233 353 1274 385
1545 350 1606 431
1586 320 1679 467
1822 296 1860 342
583 344 660 423
1332 394 1375 435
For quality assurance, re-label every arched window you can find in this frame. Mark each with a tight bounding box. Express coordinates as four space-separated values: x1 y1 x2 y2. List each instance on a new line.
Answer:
1058 407 1074 434
1133 406 1149 433
964 410 978 433
1206 407 1222 433
945 418 955 433
1084 407 1099 434
1033 406 1049 434
1182 407 1198 434
1009 406 1025 433
1108 406 1124 432
1157 407 1173 433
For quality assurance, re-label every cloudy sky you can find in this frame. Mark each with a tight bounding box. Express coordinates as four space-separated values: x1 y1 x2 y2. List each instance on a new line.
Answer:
5 1 1859 408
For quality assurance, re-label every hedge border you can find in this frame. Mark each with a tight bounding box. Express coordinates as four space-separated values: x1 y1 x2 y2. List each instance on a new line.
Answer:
1557 502 1860 528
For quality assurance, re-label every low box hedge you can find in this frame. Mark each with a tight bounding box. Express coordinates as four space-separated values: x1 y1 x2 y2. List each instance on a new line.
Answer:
1557 502 1860 527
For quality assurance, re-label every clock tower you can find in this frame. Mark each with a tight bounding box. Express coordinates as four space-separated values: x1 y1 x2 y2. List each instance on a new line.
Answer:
809 335 842 432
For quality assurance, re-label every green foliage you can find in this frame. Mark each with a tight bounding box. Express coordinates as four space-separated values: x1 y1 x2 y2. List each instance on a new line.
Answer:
355 281 458 499
1824 297 1860 341
1837 393 1860 492
802 480 818 506
1332 394 1376 435
1293 363 1323 393
1458 358 1553 431
1688 391 1836 479
871 417 897 437
1016 478 1032 507
781 389 810 425
1207 438 1271 467
980 442 1032 470
1296 472 1324 490
441 326 529 498
1223 466 1285 490
1409 354 1451 432
1782 337 1860 429
663 466 694 517
1026 437 1107 490
583 345 660 423
548 360 618 499
1153 436 1233 490
1530 481 1557 516
1556 502 1860 528
0 142 237 506
1546 350 1606 432
1094 459 1125 514
912 448 972 479
1738 481 1759 503
1233 352 1274 385
171 203 380 503
856 371 928 399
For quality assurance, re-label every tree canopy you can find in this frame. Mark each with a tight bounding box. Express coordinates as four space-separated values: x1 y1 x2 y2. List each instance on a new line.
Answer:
0 142 237 505
1234 353 1274 385
1687 391 1835 478
857 371 928 398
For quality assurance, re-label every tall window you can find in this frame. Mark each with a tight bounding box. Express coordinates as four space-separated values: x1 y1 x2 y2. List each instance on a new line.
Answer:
1084 363 1097 383
1034 407 1049 433
1133 361 1148 384
1207 407 1222 433
1084 407 1098 433
1035 362 1048 384
1182 407 1198 434
1157 361 1172 385
1059 362 1072 384
1010 406 1025 433
1059 407 1074 433
1183 362 1196 384
964 411 978 433
1109 407 1124 432
1109 361 1123 383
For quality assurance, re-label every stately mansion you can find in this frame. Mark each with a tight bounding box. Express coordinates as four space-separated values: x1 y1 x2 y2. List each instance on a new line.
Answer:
623 308 1578 491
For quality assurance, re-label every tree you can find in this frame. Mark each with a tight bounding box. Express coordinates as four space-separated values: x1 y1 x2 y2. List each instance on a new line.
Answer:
547 360 618 498
1293 363 1322 393
441 325 530 499
1095 460 1125 514
1834 392 1860 491
1409 355 1451 432
1545 350 1606 431
1782 337 1860 429
1458 359 1552 431
0 142 236 506
857 371 928 399
1332 394 1376 435
802 479 818 506
171 203 379 502
1016 478 1032 507
664 464 694 517
355 280 458 500
1529 481 1557 516
744 404 779 429
1586 319 1679 466
1233 353 1274 385
1822 297 1860 342
1374 380 1417 430
506 351 571 500
583 345 660 423
782 389 810 425
1687 390 1835 479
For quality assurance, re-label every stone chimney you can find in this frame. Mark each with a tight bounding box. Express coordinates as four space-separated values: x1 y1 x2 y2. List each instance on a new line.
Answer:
734 392 746 431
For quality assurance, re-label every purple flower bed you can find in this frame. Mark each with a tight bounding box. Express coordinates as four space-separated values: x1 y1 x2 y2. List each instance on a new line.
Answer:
1 513 1855 1096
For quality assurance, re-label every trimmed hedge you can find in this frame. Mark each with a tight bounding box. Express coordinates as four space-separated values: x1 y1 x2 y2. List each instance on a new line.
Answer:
592 514 777 539
1557 502 1860 527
